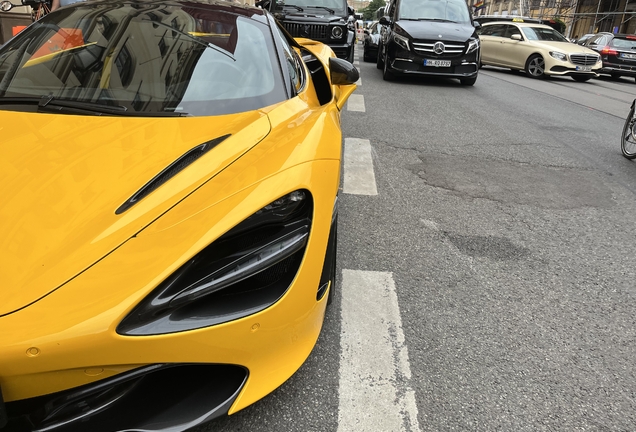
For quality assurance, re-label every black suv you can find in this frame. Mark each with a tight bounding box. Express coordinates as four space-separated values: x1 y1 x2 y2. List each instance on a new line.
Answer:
260 0 356 63
377 0 480 85
582 33 636 82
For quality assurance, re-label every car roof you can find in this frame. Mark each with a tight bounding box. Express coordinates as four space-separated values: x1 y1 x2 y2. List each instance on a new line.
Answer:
481 21 552 29
80 0 267 19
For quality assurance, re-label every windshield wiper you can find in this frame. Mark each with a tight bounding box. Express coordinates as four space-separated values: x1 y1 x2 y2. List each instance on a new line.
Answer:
279 3 304 11
402 18 457 22
307 5 335 13
0 96 189 117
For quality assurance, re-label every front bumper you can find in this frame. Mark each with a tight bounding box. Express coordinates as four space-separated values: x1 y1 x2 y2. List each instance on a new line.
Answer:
0 157 340 431
599 64 636 77
387 45 479 78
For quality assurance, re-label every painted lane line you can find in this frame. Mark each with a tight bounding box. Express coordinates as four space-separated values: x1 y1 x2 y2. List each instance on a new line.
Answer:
338 270 422 432
355 77 361 86
353 60 359 65
343 138 377 196
346 94 365 112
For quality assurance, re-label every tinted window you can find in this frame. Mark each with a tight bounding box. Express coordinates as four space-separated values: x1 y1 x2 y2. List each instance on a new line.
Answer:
273 0 347 15
398 0 471 23
0 3 286 116
611 37 636 49
480 24 506 37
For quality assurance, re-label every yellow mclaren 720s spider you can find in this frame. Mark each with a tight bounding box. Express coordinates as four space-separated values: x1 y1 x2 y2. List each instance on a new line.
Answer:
0 0 357 429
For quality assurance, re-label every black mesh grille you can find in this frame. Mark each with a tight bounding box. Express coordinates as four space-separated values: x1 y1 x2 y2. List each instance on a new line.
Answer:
116 134 230 214
283 22 328 40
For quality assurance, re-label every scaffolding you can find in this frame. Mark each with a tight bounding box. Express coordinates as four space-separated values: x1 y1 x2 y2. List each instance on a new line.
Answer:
472 0 636 37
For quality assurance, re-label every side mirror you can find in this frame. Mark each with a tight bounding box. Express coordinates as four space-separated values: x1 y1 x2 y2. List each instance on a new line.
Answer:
329 56 359 85
0 1 14 11
473 21 481 29
364 29 369 35
511 34 522 41
379 16 391 26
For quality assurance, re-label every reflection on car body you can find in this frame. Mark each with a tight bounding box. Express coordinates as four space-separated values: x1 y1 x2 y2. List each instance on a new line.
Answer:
0 0 358 430
478 21 601 81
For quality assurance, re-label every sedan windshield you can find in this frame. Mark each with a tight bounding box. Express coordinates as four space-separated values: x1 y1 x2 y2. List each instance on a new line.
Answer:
0 2 286 116
398 0 471 24
521 26 568 42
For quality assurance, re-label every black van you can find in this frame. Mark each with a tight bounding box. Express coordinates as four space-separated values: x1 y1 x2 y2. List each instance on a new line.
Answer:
377 0 481 85
259 0 356 63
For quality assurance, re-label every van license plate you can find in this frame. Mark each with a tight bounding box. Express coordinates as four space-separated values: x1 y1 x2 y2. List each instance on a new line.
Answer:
424 59 451 67
576 66 592 72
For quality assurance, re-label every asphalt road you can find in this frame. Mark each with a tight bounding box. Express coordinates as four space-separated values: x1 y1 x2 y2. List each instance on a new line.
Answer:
198 48 636 431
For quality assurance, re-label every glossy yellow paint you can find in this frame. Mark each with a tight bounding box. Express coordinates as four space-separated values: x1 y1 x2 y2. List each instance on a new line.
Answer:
0 110 270 316
0 40 357 415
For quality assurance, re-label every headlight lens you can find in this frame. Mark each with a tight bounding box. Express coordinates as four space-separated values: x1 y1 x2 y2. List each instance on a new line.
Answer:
393 33 409 50
118 190 313 336
466 38 480 54
549 51 567 61
331 26 344 39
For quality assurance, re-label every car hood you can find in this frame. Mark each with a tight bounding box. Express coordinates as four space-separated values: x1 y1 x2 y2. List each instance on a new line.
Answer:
529 40 600 55
0 110 270 316
276 12 345 23
396 20 476 42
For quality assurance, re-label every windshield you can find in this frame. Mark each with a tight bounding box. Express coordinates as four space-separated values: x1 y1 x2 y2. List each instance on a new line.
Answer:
521 26 568 42
0 2 286 117
398 0 471 23
611 37 636 49
274 0 346 14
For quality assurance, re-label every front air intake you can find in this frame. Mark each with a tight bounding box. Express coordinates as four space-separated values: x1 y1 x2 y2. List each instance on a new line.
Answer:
115 134 230 214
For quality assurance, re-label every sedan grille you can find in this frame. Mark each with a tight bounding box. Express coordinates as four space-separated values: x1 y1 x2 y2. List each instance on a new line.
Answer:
570 53 599 66
412 40 465 58
283 22 328 40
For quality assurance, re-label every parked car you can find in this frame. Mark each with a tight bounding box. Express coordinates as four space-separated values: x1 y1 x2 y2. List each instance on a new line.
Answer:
363 21 383 62
575 33 595 46
376 0 481 85
0 0 358 430
581 32 636 82
259 0 356 63
478 21 601 81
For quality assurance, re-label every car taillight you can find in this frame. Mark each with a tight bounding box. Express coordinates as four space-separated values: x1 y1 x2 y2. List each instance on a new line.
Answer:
627 35 636 40
601 46 618 55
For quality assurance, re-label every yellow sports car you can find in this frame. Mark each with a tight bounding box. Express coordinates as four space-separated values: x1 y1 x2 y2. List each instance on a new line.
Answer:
0 0 357 430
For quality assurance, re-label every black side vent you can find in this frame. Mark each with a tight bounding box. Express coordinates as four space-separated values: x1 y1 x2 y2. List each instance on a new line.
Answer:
116 134 230 214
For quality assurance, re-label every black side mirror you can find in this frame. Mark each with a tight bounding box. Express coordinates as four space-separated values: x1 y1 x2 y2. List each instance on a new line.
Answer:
329 57 359 85
364 29 369 35
379 16 391 26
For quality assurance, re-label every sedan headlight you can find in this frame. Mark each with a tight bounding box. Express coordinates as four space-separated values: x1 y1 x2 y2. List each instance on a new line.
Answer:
331 26 344 39
393 33 409 50
549 51 567 62
466 38 480 54
118 190 313 336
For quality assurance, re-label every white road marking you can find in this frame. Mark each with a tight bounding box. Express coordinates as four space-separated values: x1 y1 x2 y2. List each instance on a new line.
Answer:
343 138 377 196
355 77 361 86
346 94 365 112
338 270 422 432
420 219 439 231
353 60 359 65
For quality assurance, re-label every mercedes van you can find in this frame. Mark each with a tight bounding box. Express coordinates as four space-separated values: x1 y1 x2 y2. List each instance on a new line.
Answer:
377 0 481 85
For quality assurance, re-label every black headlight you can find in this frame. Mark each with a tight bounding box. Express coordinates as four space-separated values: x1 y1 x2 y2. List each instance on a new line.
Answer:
331 25 344 39
117 190 313 336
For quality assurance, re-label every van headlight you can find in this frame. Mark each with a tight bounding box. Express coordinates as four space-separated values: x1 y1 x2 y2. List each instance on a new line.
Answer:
466 38 480 54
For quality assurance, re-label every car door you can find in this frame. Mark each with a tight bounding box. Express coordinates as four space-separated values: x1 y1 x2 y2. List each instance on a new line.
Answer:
479 24 506 66
500 24 529 69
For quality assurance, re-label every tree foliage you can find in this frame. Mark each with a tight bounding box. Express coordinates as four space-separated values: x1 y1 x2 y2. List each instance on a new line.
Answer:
362 0 386 21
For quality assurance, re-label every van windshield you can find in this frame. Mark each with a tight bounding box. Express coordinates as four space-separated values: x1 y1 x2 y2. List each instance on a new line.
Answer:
398 0 471 24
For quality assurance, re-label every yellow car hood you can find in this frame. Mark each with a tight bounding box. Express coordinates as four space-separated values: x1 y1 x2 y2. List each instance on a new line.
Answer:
0 109 270 316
